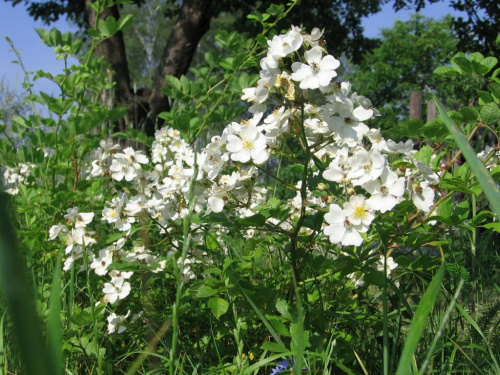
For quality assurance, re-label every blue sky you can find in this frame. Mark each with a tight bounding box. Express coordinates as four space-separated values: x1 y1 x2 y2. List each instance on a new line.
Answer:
0 1 470 95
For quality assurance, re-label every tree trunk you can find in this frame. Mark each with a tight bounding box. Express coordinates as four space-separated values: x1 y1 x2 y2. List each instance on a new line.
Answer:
410 91 423 121
148 0 213 136
426 99 436 122
85 0 133 133
85 0 213 137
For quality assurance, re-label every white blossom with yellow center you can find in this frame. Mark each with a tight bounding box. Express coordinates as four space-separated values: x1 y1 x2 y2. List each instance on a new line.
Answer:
226 124 269 165
343 194 375 226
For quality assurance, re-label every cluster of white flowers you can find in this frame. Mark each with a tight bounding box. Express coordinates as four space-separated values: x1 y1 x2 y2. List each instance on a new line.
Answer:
48 205 159 333
47 26 443 333
237 26 437 246
3 162 36 195
48 207 96 271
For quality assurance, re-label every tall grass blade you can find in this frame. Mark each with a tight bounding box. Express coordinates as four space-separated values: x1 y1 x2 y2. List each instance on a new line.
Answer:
0 193 52 375
433 96 500 217
243 351 294 375
47 250 63 375
417 279 465 375
456 303 500 374
238 286 285 347
395 264 444 375
0 312 5 374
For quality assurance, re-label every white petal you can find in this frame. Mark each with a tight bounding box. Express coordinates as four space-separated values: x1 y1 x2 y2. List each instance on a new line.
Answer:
291 63 312 82
366 194 398 213
353 106 373 122
300 75 319 89
304 46 323 64
317 70 337 86
324 223 346 244
341 227 363 246
413 186 435 212
324 204 344 225
319 55 340 71
208 196 225 213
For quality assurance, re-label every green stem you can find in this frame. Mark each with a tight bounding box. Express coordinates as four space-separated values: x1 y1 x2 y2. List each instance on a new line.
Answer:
169 144 198 374
287 100 311 284
383 254 389 375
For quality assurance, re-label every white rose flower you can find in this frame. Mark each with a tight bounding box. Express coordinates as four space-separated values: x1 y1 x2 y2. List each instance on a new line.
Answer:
291 46 340 89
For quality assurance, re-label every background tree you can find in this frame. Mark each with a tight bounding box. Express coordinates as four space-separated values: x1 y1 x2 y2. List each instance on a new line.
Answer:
347 14 481 130
4 0 497 136
0 79 29 137
451 0 500 58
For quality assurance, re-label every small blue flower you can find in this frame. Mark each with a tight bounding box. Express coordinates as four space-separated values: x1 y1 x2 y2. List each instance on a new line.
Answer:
270 359 290 374
270 358 308 374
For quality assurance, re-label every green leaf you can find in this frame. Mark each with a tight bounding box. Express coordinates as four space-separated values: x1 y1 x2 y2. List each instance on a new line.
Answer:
204 51 219 66
420 118 450 141
269 317 291 337
87 1 100 13
117 14 133 32
481 57 498 73
459 106 480 123
180 75 191 95
303 211 325 232
365 270 386 287
479 90 494 104
434 96 500 217
207 297 229 319
395 264 444 375
471 60 490 75
468 52 485 63
408 119 425 137
482 222 500 233
433 65 459 75
196 285 219 298
439 178 477 195
276 299 293 321
414 145 433 165
49 28 62 46
205 234 219 251
11 116 30 129
35 28 51 46
162 76 182 98
261 341 289 352
98 16 118 37
220 57 235 70
488 82 500 101
266 3 285 15
108 106 127 121
237 214 266 227
69 310 92 326
452 56 472 73
480 103 500 125
493 68 500 80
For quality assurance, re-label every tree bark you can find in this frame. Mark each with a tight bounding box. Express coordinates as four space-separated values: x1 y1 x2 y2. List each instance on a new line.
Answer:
85 0 132 102
148 0 213 135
